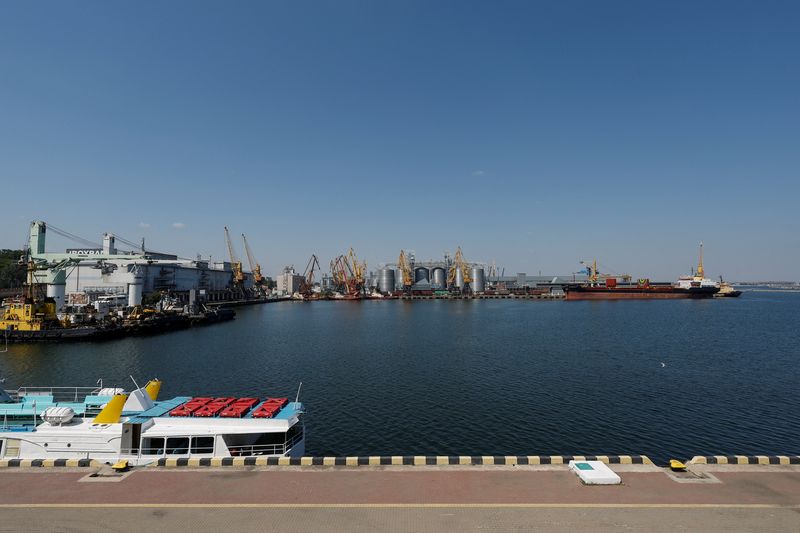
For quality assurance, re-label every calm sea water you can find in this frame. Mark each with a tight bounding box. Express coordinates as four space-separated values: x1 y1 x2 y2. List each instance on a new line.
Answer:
2 293 798 463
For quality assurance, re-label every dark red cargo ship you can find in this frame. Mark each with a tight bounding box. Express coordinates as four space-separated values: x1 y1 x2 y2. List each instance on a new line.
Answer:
564 278 719 300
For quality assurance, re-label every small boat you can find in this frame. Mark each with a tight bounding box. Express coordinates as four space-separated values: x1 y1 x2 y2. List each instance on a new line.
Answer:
0 379 305 465
714 278 742 298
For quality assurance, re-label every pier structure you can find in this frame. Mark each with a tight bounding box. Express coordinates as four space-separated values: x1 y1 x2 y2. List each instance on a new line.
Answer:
1 455 798 531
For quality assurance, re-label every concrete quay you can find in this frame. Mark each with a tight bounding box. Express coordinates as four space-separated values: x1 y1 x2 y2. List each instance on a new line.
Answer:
1 460 798 532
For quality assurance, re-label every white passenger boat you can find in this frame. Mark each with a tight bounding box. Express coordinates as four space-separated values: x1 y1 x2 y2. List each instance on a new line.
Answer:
0 379 305 465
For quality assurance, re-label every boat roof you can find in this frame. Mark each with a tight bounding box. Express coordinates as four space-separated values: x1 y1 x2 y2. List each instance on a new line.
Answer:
1 389 303 430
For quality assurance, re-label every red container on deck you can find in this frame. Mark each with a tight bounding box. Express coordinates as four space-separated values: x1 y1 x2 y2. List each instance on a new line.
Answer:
220 404 250 418
170 397 213 416
251 404 280 418
605 278 617 288
263 397 288 408
232 398 259 408
208 397 236 407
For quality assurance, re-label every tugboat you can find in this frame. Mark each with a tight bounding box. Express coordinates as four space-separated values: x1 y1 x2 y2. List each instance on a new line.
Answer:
714 277 742 298
0 379 305 465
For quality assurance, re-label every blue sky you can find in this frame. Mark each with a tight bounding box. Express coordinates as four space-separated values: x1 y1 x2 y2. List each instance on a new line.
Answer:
1 1 798 280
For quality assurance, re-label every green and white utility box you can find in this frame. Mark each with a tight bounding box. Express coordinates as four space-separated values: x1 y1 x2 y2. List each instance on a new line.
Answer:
568 460 621 485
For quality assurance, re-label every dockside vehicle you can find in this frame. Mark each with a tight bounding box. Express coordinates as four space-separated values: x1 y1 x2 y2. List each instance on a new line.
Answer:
0 379 305 465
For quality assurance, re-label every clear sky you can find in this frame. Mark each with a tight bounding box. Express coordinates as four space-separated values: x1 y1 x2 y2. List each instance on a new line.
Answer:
1 1 798 280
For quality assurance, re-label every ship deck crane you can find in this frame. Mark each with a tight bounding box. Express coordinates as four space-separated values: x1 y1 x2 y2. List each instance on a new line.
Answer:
579 259 632 286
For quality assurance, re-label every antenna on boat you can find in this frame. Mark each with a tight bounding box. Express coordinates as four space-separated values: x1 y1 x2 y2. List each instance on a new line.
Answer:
129 375 141 391
295 382 303 403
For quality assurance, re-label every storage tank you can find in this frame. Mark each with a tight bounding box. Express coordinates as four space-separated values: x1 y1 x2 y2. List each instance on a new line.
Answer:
378 268 396 294
46 282 66 311
431 267 446 289
128 270 144 307
414 267 430 283
471 267 486 293
455 267 464 289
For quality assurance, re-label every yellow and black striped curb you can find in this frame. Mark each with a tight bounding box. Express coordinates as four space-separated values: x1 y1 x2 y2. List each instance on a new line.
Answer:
154 455 653 468
690 455 800 465
0 459 102 468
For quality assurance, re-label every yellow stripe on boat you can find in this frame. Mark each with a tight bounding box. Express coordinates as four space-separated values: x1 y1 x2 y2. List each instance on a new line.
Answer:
93 394 129 424
145 380 162 401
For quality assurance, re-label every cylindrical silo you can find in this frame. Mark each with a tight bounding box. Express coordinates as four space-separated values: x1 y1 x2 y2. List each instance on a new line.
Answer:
378 268 396 294
414 267 430 283
471 267 486 293
431 267 446 289
455 268 464 289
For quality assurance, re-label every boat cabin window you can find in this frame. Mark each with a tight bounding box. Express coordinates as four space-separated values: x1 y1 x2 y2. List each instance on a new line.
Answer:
166 437 189 455
191 436 214 454
141 436 214 455
141 437 164 455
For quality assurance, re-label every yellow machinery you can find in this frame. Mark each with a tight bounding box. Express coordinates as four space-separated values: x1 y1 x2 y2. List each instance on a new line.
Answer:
696 242 705 278
0 256 61 331
0 298 58 331
579 259 632 285
241 233 265 287
224 226 246 290
397 250 413 288
127 305 156 321
330 248 366 297
447 247 472 288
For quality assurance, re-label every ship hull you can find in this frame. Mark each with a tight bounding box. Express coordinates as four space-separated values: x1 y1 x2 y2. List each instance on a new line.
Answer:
564 285 718 300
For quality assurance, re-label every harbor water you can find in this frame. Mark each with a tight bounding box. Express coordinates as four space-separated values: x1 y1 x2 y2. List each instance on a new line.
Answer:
1 293 798 464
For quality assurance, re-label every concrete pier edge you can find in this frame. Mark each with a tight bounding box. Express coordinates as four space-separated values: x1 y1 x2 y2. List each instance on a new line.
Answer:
151 455 655 468
2 455 799 469
689 455 800 465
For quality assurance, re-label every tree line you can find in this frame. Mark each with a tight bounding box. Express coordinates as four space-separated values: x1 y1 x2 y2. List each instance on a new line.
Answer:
0 249 25 289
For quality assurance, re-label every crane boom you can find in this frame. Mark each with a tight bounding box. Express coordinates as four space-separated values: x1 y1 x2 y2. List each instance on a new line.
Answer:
241 233 264 285
397 250 413 287
223 226 246 285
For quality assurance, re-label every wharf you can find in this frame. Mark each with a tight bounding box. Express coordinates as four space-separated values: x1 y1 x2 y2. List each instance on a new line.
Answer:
1 460 798 532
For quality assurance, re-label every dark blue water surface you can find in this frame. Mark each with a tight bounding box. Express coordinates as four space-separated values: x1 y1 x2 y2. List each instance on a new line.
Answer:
2 293 798 463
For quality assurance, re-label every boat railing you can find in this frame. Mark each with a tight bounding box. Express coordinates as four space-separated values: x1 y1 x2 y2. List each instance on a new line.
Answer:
117 431 303 459
8 386 103 403
228 430 304 457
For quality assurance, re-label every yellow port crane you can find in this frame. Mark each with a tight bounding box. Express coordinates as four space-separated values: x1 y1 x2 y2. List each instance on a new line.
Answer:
447 247 472 289
347 248 366 286
397 250 413 288
330 248 366 297
224 226 246 289
241 233 264 286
